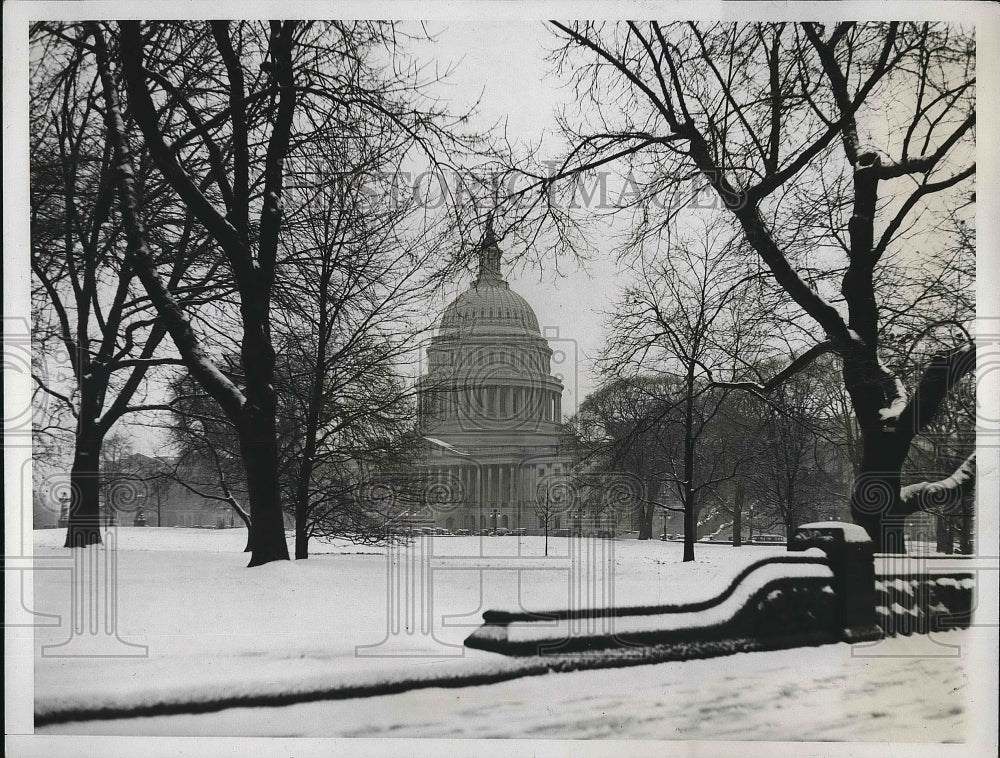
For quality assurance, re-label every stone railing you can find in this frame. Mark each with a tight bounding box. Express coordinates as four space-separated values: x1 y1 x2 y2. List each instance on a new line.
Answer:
464 521 975 659
465 549 840 658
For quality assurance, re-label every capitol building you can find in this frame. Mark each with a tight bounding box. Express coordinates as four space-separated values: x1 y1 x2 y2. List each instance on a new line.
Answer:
416 223 572 534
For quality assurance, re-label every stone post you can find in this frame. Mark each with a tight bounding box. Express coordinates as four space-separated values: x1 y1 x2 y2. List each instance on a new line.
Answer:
789 521 882 643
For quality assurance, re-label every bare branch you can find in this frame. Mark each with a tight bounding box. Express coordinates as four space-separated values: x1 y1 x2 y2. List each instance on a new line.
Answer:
709 340 839 395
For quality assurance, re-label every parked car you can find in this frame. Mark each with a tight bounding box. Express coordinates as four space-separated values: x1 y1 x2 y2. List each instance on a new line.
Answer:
454 529 471 536
495 528 509 537
553 528 570 538
511 528 527 537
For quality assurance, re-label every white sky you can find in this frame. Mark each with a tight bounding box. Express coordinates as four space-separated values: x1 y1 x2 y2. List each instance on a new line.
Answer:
410 20 620 413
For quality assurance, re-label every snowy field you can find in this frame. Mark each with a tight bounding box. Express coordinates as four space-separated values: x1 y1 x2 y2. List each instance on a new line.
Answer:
42 631 972 741
28 528 978 741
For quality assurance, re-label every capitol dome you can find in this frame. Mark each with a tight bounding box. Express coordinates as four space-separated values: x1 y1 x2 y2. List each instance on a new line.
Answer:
438 226 540 335
416 221 570 535
423 223 561 395
439 282 540 335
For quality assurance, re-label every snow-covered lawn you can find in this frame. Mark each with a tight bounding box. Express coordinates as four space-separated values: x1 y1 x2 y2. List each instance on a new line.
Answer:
32 528 783 714
41 631 972 741
29 527 978 741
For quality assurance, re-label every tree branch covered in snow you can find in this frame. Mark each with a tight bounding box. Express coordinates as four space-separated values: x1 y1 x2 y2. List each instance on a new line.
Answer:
897 341 977 437
91 23 248 421
899 452 976 515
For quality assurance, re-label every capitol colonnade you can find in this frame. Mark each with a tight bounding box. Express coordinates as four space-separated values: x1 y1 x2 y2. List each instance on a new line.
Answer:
420 458 569 531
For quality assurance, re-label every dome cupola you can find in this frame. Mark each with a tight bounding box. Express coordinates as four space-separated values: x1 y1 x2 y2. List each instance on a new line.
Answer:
438 219 540 336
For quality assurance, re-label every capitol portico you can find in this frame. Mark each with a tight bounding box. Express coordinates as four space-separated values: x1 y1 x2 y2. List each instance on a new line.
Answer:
417 222 572 533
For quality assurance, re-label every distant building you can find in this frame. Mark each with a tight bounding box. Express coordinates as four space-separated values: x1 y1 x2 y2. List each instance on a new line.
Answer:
105 453 246 529
416 222 573 533
33 453 237 531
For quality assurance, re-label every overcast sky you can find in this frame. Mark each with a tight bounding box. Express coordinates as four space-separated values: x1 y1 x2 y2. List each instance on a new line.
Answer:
412 20 620 413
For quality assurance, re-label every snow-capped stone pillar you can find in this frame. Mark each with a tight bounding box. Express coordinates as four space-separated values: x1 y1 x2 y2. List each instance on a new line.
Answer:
789 521 882 643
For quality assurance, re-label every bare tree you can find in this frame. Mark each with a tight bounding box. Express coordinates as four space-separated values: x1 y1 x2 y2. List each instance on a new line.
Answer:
542 22 975 551
159 412 253 551
533 496 559 557
80 20 476 565
97 432 140 529
739 357 850 537
275 133 457 558
566 377 676 540
30 25 211 547
601 224 776 560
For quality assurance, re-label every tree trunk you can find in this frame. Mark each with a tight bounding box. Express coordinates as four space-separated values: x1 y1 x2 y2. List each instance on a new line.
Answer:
732 481 744 547
682 365 696 562
238 293 290 566
222 496 252 552
849 430 910 553
293 394 316 560
294 498 309 559
237 405 289 566
113 21 294 568
637 504 653 539
64 430 104 547
935 513 954 555
292 233 335 560
235 513 252 553
783 497 796 540
784 479 796 539
638 479 660 539
682 490 695 562
959 491 973 555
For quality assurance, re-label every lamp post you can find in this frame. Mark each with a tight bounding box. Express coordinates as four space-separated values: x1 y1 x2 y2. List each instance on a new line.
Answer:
133 493 147 527
490 508 500 534
661 505 668 541
57 494 70 528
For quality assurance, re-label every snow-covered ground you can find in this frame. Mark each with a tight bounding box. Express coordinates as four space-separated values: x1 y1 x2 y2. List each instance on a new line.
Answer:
41 631 972 741
31 529 783 713
28 528 982 742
